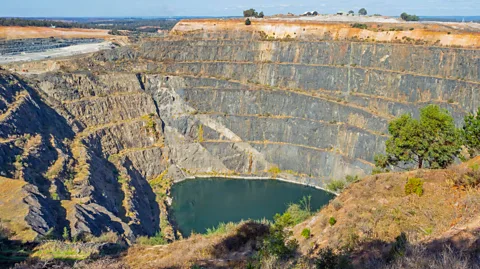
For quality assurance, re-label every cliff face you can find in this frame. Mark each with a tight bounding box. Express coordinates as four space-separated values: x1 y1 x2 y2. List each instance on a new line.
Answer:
1 19 479 241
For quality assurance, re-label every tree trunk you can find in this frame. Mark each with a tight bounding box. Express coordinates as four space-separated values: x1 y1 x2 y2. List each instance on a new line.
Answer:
418 157 423 169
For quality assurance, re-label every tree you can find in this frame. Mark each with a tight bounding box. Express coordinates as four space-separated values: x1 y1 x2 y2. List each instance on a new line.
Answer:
348 10 355 15
245 18 252 26
243 8 257 17
258 11 264 18
400 12 420 21
461 108 480 157
376 105 461 170
358 8 367 16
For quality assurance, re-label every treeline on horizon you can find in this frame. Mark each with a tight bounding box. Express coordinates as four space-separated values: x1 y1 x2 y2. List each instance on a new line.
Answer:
0 17 178 32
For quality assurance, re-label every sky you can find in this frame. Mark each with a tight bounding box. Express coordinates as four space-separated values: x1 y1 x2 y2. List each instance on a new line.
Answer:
1 0 479 17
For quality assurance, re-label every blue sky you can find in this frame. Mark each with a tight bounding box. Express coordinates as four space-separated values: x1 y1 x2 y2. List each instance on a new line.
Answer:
2 0 479 17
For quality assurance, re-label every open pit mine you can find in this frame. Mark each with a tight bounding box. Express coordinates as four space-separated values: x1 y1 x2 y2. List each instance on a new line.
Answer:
0 17 479 265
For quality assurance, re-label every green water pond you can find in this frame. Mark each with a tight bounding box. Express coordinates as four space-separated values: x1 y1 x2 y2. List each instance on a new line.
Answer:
170 177 335 236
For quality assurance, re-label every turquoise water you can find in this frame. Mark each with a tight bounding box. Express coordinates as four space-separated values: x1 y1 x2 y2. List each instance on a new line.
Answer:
170 178 335 236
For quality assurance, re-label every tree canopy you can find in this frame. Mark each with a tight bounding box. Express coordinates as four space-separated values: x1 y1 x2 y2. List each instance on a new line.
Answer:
376 105 461 170
243 9 264 18
461 108 480 157
400 12 420 21
358 8 368 16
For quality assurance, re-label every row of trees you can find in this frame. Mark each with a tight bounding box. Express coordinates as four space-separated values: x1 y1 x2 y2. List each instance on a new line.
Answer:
0 17 87 28
376 105 480 170
347 9 368 15
400 12 420 21
243 9 264 18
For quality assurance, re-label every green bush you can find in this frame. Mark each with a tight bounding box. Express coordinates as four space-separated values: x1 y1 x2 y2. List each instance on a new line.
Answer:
352 23 368 29
274 197 312 227
326 179 345 193
136 232 167 245
386 232 408 262
461 108 480 157
315 247 353 269
301 228 311 239
259 223 298 260
245 18 251 26
405 178 424 196
205 222 237 236
329 217 337 226
400 12 419 21
345 175 360 184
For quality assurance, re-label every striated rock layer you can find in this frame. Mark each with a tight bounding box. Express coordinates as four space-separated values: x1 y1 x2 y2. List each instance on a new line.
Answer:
0 19 479 240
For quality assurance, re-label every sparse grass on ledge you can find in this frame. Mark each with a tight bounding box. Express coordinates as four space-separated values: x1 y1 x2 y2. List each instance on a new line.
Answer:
31 241 96 261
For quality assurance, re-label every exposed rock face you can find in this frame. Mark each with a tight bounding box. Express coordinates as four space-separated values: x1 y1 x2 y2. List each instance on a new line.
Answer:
0 20 479 240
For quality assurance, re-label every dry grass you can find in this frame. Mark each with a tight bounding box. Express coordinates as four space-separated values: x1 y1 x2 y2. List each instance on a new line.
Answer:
384 245 480 269
122 221 268 269
31 241 97 261
0 177 36 241
292 164 480 262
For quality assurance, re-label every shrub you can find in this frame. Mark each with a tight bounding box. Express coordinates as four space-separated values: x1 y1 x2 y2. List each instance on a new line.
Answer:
136 232 167 245
352 23 368 29
400 12 420 21
326 179 345 193
332 200 342 211
461 108 480 157
448 165 480 188
259 222 298 260
268 166 281 175
345 175 360 184
405 178 424 196
245 18 252 26
301 228 311 239
205 222 237 236
329 217 337 226
315 247 353 269
386 232 408 262
274 197 312 227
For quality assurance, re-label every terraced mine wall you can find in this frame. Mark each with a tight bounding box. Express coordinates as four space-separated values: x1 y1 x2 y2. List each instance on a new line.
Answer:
1 20 479 241
0 38 103 55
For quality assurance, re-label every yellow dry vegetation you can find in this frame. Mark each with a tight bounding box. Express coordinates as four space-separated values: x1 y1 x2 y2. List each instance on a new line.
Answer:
292 163 480 256
0 177 36 241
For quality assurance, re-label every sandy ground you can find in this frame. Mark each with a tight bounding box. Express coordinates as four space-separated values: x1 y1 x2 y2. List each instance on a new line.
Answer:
270 14 402 23
0 42 113 65
267 15 480 32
